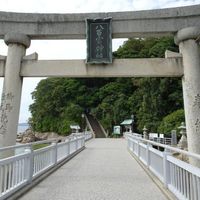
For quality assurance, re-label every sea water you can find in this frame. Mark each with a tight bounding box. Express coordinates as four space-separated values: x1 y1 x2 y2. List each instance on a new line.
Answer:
17 123 29 134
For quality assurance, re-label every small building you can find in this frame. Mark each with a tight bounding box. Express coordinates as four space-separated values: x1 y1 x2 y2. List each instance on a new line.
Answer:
120 119 134 133
70 125 81 133
113 126 121 135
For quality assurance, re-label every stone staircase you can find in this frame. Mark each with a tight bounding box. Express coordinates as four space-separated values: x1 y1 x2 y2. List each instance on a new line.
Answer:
85 114 106 138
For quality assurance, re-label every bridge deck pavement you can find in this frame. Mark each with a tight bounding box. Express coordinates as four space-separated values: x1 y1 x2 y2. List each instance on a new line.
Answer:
18 138 168 200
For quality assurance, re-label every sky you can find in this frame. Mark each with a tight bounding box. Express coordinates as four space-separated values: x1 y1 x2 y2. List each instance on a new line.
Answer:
0 0 200 123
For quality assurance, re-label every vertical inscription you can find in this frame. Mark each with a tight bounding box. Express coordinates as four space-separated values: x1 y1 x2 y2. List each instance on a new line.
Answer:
193 94 200 109
86 18 112 63
195 118 200 133
0 92 14 135
192 94 200 133
95 25 104 59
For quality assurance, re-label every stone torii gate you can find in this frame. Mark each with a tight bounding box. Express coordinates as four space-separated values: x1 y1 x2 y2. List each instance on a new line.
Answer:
0 5 200 166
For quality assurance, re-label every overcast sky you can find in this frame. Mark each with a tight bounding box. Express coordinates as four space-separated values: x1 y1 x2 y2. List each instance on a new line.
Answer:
0 0 200 123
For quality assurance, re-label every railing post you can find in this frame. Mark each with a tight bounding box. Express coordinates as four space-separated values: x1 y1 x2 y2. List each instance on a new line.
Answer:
75 138 78 150
81 137 83 148
68 138 71 155
132 139 134 152
163 150 171 188
137 140 140 158
52 142 57 165
82 136 85 147
25 145 34 184
127 137 130 150
146 143 150 167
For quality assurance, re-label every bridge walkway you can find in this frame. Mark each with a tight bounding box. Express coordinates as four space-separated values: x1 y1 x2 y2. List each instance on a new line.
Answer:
18 139 169 200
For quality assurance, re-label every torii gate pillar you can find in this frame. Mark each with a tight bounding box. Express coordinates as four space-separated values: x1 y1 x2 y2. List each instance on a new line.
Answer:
0 33 30 151
175 27 200 167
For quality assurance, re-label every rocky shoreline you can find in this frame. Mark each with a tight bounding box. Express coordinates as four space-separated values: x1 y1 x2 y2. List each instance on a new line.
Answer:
17 128 65 143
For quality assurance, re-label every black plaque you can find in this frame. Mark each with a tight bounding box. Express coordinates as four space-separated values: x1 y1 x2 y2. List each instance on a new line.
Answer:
86 18 112 64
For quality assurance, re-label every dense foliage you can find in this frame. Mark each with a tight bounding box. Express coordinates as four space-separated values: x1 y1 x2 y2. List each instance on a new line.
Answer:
158 109 185 136
29 37 184 135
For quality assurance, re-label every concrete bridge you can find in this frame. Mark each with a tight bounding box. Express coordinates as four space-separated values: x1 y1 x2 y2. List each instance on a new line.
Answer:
0 5 200 168
0 4 200 199
17 138 169 200
1 133 200 200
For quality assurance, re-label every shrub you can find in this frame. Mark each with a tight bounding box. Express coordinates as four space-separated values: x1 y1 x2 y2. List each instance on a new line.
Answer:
158 109 185 136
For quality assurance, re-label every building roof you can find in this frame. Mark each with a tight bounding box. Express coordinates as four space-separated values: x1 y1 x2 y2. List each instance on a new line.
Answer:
70 125 80 130
120 119 133 125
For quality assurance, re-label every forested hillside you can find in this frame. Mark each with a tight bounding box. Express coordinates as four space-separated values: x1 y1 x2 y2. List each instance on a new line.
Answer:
29 37 184 136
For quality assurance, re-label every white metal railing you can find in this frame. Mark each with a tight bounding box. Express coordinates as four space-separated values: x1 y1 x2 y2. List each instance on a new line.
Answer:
70 131 93 141
84 131 93 141
125 132 172 145
0 132 93 200
33 145 55 178
126 133 200 200
149 137 172 145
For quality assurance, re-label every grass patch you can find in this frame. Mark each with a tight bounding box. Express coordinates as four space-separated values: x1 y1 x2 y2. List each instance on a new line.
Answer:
33 143 49 150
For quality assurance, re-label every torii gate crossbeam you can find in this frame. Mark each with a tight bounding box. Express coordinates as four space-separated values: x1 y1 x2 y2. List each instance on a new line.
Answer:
0 5 199 39
0 57 183 77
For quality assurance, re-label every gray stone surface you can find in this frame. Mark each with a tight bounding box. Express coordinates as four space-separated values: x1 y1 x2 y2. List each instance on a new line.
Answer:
20 58 183 78
18 139 168 200
174 26 200 45
0 34 28 152
177 27 200 167
0 5 199 39
4 32 31 48
0 58 183 78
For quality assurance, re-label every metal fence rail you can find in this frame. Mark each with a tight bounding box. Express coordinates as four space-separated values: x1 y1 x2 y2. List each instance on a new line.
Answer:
149 137 172 145
126 133 200 200
125 132 172 145
0 132 93 200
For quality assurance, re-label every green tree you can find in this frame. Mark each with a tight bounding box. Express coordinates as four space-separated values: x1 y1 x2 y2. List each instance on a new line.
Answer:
29 78 85 135
113 37 183 132
29 36 183 135
158 109 185 136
